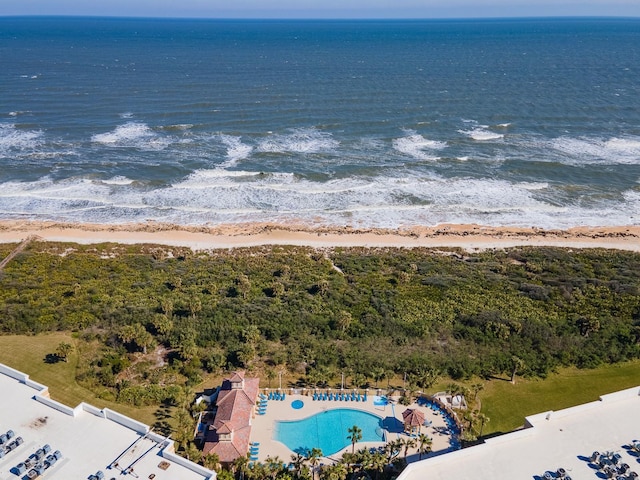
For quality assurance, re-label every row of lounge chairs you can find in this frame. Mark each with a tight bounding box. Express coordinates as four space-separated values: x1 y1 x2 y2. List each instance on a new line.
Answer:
257 396 268 416
249 442 260 462
417 397 461 436
312 392 367 402
265 391 286 401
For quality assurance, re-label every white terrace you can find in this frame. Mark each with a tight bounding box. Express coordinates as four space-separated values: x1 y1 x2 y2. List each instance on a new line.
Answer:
0 363 215 480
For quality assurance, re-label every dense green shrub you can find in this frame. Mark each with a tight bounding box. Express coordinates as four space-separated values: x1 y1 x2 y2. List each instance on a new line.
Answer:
0 242 639 384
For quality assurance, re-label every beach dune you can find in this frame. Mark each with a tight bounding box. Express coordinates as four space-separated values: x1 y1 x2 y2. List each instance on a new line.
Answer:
0 221 638 252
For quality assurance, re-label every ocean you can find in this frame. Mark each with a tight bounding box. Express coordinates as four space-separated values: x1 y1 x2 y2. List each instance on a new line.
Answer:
1 16 640 229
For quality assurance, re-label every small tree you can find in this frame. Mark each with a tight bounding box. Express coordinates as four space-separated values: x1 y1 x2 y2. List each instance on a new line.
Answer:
471 382 485 401
477 412 490 438
55 342 73 362
510 356 525 384
202 452 221 472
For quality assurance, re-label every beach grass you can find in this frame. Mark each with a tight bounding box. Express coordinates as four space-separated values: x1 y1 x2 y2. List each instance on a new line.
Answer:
0 332 158 425
478 360 640 434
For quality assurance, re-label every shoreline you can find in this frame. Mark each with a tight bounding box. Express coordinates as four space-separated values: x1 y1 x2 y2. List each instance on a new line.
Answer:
0 220 639 251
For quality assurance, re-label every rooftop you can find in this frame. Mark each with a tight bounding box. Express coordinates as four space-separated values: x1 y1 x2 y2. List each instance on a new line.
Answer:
0 363 214 480
398 386 640 480
203 372 259 464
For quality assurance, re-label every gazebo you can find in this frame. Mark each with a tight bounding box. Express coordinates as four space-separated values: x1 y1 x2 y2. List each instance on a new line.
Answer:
402 408 426 436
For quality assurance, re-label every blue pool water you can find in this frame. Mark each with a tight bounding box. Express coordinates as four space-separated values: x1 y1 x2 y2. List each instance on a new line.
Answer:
275 408 384 456
291 400 304 410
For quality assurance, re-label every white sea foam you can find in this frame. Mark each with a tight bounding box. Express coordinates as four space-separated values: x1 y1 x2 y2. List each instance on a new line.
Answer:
219 134 253 166
549 136 640 165
0 170 634 230
120 112 134 119
0 123 42 155
256 127 339 154
458 127 504 141
101 176 136 186
392 130 447 160
91 122 171 150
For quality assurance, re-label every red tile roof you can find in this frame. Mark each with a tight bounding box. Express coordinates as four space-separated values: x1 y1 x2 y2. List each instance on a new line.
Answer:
402 408 425 426
203 372 260 464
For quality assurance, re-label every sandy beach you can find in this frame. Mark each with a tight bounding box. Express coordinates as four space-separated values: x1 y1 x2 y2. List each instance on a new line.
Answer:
0 220 639 252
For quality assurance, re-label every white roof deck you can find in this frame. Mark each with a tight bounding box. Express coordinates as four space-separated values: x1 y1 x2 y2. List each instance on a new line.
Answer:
398 386 640 480
0 364 214 480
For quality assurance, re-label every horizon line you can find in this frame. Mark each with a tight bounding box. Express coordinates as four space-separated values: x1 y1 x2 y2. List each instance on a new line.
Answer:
1 14 640 21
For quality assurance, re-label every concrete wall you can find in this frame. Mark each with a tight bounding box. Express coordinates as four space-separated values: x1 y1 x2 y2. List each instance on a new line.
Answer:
161 447 217 480
34 394 77 416
82 403 106 418
103 408 149 434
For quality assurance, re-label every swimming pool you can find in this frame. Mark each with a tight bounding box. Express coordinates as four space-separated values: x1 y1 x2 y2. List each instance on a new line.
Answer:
275 408 384 456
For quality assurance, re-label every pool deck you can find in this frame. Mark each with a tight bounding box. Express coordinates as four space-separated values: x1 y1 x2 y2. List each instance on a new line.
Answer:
249 392 456 464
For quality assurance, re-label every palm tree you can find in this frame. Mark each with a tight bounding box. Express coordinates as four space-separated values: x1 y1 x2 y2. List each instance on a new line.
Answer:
202 452 221 472
347 425 362 453
372 367 386 389
55 342 73 362
417 433 432 460
266 368 276 388
306 448 323 480
511 356 525 384
445 382 463 397
353 447 372 473
402 437 417 458
290 453 306 477
352 372 366 390
471 382 485 401
264 456 283 479
369 451 388 480
232 453 250 480
185 442 201 463
384 439 403 464
340 452 358 474
477 412 490 438
320 462 348 480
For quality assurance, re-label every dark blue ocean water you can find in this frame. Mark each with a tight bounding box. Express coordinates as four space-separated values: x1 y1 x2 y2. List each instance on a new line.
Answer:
1 17 640 228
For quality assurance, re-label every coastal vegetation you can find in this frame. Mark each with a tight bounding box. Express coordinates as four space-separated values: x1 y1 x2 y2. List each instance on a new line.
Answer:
1 242 639 381
0 240 639 471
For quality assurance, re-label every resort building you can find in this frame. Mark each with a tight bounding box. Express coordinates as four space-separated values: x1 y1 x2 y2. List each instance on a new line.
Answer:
0 363 214 480
202 371 260 465
398 386 640 480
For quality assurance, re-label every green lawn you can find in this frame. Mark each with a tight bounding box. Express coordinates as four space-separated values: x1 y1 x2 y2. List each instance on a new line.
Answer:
0 333 158 425
479 360 640 434
0 333 637 437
